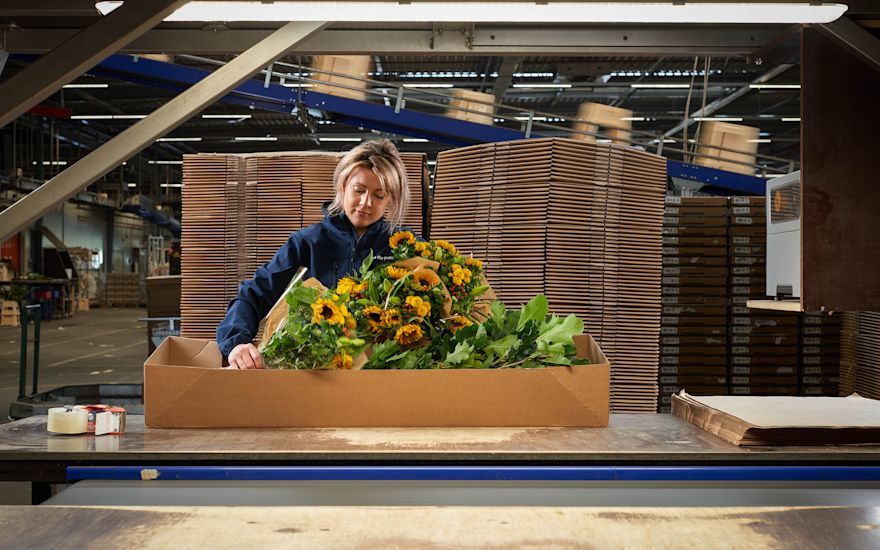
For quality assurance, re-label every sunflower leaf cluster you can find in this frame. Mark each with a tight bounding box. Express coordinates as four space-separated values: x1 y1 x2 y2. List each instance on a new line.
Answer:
262 231 590 370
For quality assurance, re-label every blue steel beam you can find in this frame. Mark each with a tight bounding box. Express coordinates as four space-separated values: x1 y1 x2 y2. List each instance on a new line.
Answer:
68 465 880 482
667 160 766 196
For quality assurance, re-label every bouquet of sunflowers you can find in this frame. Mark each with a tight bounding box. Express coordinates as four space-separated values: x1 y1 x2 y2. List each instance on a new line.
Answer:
260 231 589 370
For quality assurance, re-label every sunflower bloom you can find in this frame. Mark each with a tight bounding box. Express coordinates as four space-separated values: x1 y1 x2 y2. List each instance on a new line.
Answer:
449 315 473 333
363 305 384 332
331 352 353 369
353 282 368 293
405 295 431 318
336 277 357 295
414 242 429 252
434 240 457 255
311 298 345 325
421 250 432 258
394 323 424 345
464 257 482 269
411 269 441 291
389 231 416 248
382 308 402 327
386 265 411 280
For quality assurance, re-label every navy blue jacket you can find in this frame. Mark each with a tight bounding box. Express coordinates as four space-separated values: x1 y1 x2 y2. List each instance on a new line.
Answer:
216 212 407 358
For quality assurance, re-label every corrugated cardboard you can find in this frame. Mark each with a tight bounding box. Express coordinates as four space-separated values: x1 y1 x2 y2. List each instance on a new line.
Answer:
570 102 633 145
693 120 760 175
144 334 610 428
310 55 372 100
445 89 496 125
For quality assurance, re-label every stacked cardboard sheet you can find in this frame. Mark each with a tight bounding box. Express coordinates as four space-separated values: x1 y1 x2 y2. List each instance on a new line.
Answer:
432 138 665 412
839 311 880 399
181 151 429 340
658 196 730 412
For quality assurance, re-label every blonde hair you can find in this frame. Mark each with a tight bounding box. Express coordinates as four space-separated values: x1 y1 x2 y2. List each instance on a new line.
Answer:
328 139 410 232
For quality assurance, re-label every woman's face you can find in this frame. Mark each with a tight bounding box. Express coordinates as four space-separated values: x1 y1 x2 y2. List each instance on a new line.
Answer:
343 166 389 235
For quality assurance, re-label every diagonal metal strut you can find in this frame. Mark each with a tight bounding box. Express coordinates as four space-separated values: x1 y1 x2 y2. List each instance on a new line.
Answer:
0 21 328 244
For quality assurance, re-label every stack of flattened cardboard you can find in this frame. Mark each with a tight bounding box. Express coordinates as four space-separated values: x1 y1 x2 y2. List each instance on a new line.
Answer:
839 312 880 399
433 138 665 412
800 312 842 395
658 196 730 412
180 151 429 340
727 196 801 396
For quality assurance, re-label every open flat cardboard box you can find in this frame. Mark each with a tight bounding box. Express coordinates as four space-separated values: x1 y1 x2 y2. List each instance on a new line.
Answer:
144 334 610 428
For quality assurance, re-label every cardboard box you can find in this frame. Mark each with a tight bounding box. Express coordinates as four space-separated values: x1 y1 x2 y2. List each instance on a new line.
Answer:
310 55 372 100
145 334 610 428
693 120 760 175
570 102 633 144
445 89 496 125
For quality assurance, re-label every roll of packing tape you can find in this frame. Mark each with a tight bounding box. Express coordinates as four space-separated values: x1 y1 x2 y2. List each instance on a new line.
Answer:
47 406 88 434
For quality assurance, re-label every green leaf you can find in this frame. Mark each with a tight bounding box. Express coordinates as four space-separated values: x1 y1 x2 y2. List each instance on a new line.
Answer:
486 334 520 359
383 279 393 294
537 314 583 346
490 301 506 324
444 341 474 365
469 285 489 297
542 354 572 365
517 295 548 332
359 250 374 277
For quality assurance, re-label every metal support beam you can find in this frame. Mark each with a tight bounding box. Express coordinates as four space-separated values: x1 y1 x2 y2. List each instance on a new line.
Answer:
818 17 880 75
0 21 328 244
4 26 787 56
493 57 523 104
0 0 188 129
661 64 793 139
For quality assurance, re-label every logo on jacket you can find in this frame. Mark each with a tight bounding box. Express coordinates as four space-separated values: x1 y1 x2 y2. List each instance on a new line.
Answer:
375 255 394 261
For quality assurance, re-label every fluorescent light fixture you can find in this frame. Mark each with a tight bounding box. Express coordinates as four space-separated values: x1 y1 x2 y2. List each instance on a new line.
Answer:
201 114 252 119
234 136 277 141
596 139 613 143
71 114 146 120
631 83 689 89
512 83 572 89
160 183 184 188
148 160 184 165
35 161 68 166
127 183 137 187
280 79 314 88
403 138 429 142
427 160 437 165
157 137 203 142
113 115 146 119
693 117 744 122
748 139 772 143
758 174 786 178
319 137 362 142
782 117 802 122
402 83 453 88
651 139 677 143
96 2 847 24
749 84 801 89
62 83 109 89
620 116 646 121
514 116 548 121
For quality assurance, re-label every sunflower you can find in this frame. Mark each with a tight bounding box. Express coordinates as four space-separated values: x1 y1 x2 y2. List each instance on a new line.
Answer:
448 315 473 333
411 269 441 291
311 298 345 325
353 281 368 294
363 305 385 332
414 242 429 252
405 295 431 318
464 257 482 269
386 265 411 280
394 323 424 345
421 250 432 258
382 308 402 327
331 352 353 369
336 277 357 295
389 231 416 248
434 240 457 255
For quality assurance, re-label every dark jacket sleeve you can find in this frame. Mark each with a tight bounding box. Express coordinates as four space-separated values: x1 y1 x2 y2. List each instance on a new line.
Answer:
216 233 303 358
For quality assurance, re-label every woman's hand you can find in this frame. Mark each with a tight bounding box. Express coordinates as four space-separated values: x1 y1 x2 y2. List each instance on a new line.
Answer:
228 343 265 369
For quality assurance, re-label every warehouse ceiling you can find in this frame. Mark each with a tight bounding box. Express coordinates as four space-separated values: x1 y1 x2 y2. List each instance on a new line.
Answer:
2 1 880 194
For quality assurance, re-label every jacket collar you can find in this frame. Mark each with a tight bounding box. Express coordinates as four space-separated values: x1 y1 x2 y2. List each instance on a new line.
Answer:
322 203 388 243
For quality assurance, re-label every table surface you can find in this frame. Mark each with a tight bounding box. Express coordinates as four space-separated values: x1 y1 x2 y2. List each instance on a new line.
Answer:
2 505 879 548
3 414 880 464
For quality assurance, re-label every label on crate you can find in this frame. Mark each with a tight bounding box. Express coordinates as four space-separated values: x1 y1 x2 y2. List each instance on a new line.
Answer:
732 277 753 285
732 346 749 354
734 356 752 365
662 247 680 255
732 306 750 315
731 376 750 384
803 327 822 335
732 296 749 305
664 217 680 225
661 347 680 355
662 337 680 345
732 327 751 334
732 287 752 295
734 246 754 254
731 197 752 205
664 207 680 215
804 387 836 395
732 267 754 275
734 216 754 225
802 367 829 375
803 337 821 345
732 207 762 215
733 317 751 325
733 336 750 344
661 317 680 325
661 296 680 305
734 257 758 265
662 236 680 245
663 267 681 275
731 236 753 245
664 287 680 295
803 346 821 354
663 277 680 285
663 257 681 265
661 327 679 335
661 357 679 364
804 316 823 325
665 196 683 205
732 387 751 394
803 356 821 364
660 366 679 374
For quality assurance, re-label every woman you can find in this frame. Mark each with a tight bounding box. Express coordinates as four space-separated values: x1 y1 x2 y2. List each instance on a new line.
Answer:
217 139 414 369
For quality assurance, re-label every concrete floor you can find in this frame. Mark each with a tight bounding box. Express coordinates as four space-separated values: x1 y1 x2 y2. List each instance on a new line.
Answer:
0 307 148 504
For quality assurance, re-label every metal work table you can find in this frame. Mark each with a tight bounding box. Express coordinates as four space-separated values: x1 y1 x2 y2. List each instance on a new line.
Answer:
3 414 880 506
